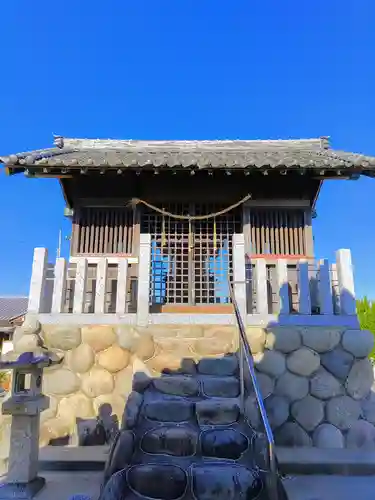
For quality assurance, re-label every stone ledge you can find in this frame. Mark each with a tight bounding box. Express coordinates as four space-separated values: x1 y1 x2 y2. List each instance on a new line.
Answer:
39 445 375 477
39 445 110 471
277 447 375 476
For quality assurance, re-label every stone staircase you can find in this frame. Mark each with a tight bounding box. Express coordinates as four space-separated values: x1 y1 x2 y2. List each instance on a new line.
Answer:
100 355 287 500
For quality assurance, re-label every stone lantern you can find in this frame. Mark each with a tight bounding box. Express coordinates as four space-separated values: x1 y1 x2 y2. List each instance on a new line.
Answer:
0 350 62 499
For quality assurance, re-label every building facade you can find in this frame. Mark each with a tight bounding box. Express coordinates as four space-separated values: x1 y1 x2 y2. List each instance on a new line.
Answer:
2 136 375 451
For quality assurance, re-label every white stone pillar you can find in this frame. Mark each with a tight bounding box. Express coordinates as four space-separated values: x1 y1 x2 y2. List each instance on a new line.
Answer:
116 258 129 315
336 249 356 315
137 234 151 326
318 258 333 315
73 258 88 314
298 260 311 315
28 248 48 314
95 258 108 314
276 259 289 315
51 257 67 313
254 259 268 315
232 234 246 324
331 263 341 314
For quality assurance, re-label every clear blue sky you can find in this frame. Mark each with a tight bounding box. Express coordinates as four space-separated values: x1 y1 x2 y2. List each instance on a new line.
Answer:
0 1 374 298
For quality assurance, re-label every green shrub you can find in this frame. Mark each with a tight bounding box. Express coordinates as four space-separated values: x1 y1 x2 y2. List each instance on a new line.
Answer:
357 297 375 359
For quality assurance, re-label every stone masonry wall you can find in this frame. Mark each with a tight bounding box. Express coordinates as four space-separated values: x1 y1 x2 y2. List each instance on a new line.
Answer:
1 316 375 466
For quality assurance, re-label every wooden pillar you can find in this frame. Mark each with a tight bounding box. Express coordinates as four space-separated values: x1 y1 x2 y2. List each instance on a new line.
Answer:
276 259 289 314
73 258 88 314
233 234 246 324
116 258 129 315
51 257 67 313
137 234 151 326
254 259 268 315
318 258 333 315
95 258 108 314
298 260 311 315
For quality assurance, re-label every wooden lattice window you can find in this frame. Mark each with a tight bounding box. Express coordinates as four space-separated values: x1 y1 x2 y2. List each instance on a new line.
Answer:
249 208 306 256
73 207 134 255
141 203 242 306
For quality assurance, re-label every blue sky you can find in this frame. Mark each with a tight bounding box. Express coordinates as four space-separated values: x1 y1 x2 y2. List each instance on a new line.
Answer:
0 0 374 298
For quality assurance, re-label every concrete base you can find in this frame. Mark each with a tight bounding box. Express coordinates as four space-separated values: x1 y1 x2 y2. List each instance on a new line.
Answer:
0 476 46 499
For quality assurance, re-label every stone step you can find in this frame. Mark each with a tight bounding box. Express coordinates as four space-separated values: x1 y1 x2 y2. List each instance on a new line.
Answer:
197 355 239 376
100 463 264 500
201 376 240 398
143 398 195 422
153 375 199 397
151 374 240 398
196 399 240 425
201 428 249 459
141 425 198 457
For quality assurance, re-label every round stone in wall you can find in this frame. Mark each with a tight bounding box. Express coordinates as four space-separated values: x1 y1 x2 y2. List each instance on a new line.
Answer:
20 315 41 335
42 325 81 350
134 333 155 360
97 345 131 373
345 359 374 400
346 420 375 450
43 368 80 396
253 372 275 399
245 327 266 354
57 393 95 424
81 367 114 398
275 371 309 401
301 327 342 353
115 326 139 351
14 334 42 353
264 395 289 430
286 347 320 377
254 350 286 378
194 337 233 356
342 329 374 358
291 395 324 432
362 392 375 425
67 343 95 374
320 347 354 381
265 327 302 353
40 396 58 424
310 368 343 400
275 422 312 447
326 396 362 430
312 424 344 449
244 395 261 430
114 366 134 397
81 325 117 352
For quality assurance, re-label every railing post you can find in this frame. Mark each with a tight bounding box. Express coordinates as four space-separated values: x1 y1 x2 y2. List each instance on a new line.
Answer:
232 234 246 323
51 257 67 313
137 234 151 326
73 258 88 314
298 260 311 314
318 258 333 315
116 258 129 315
276 259 289 314
95 258 108 314
336 249 356 315
28 248 48 314
255 259 268 315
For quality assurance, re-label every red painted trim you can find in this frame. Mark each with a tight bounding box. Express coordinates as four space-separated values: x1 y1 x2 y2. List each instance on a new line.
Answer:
249 254 313 260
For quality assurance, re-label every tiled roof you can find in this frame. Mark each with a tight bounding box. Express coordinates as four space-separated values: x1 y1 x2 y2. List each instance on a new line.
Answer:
0 297 28 326
1 136 375 175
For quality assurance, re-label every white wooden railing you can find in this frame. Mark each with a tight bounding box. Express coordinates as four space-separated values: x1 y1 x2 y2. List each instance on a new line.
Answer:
27 234 358 326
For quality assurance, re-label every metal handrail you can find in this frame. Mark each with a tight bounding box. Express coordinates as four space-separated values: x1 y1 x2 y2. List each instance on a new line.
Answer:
228 277 279 500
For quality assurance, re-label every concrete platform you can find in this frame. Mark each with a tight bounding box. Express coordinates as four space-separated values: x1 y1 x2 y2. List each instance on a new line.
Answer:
283 475 375 500
26 472 375 500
